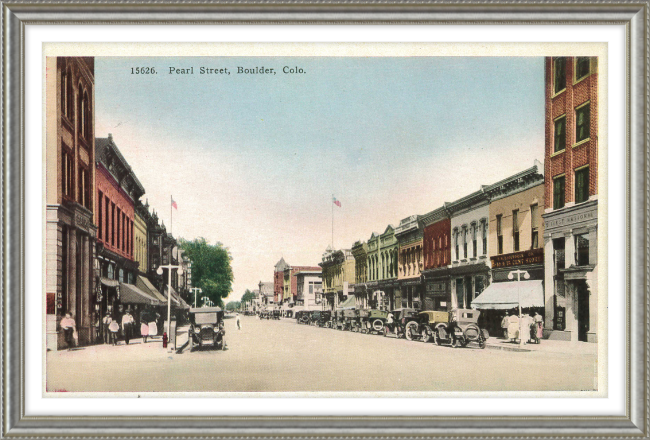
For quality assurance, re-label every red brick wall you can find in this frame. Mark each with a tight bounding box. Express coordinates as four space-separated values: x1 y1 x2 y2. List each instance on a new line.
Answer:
290 266 321 299
95 164 135 261
423 218 451 270
544 57 598 209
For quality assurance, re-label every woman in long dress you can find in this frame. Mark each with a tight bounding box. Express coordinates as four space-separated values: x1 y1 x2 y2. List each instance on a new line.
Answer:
507 312 520 342
141 321 150 343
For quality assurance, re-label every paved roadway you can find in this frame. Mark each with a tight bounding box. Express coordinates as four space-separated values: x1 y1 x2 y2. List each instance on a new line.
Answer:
46 316 597 393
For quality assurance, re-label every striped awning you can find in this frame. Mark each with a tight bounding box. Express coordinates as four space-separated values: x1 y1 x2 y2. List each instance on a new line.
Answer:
119 282 161 305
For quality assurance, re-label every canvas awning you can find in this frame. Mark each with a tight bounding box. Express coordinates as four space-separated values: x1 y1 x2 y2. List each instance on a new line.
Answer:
337 295 356 310
100 277 119 288
119 282 161 305
162 286 181 306
471 280 544 310
136 276 167 303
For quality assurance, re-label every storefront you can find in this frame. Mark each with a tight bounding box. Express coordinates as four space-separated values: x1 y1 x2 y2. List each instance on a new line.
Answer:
423 270 450 311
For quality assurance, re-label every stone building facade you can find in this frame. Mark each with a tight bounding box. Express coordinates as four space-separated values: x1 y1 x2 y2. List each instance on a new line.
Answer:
45 56 97 350
319 248 355 310
542 56 599 343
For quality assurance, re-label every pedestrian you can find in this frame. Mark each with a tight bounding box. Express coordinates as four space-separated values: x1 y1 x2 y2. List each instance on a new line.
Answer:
507 310 520 343
236 313 241 330
141 320 150 343
108 318 120 345
121 309 134 345
500 313 509 339
102 312 112 344
533 310 544 343
60 312 77 350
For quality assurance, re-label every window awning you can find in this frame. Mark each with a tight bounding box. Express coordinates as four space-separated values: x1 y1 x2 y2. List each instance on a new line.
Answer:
100 277 119 288
119 282 161 305
471 280 544 310
136 276 167 303
337 295 356 310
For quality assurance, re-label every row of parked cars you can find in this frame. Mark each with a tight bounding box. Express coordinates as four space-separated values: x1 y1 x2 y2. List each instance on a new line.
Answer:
293 307 489 349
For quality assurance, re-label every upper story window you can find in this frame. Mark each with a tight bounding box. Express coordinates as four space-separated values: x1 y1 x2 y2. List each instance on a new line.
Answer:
97 191 103 241
575 234 590 266
553 57 567 94
575 57 591 81
554 116 566 153
471 224 477 258
496 215 503 255
576 103 591 143
553 175 566 210
61 144 74 200
78 166 90 210
512 210 520 252
462 226 468 259
481 220 487 255
530 204 539 249
453 229 459 261
575 166 590 204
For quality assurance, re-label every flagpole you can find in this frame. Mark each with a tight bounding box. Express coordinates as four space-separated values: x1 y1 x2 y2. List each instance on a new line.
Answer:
331 194 334 249
170 195 173 236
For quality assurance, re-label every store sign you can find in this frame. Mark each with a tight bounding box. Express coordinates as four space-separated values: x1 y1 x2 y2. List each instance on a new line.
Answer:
491 248 543 269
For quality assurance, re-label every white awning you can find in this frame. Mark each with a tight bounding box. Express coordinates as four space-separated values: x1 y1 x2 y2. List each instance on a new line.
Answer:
471 280 544 310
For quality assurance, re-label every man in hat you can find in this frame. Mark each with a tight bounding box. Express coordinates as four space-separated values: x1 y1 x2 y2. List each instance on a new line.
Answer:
121 308 135 345
102 312 113 344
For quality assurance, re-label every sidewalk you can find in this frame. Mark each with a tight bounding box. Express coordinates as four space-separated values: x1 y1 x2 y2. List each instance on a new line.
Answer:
486 336 597 355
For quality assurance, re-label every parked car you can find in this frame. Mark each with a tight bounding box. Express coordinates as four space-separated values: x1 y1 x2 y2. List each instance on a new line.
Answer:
272 310 281 320
435 308 488 349
342 308 359 331
359 309 390 335
188 307 226 351
405 310 448 342
387 308 418 338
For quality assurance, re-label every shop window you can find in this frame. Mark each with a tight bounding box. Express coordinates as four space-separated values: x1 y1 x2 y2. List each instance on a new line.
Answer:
553 57 566 94
575 57 590 81
554 116 566 153
530 204 539 249
553 175 565 209
496 215 503 255
575 166 590 204
575 234 590 266
512 210 519 252
576 103 591 143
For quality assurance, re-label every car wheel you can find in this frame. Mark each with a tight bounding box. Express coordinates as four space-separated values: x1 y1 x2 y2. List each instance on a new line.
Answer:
422 327 433 343
405 322 418 341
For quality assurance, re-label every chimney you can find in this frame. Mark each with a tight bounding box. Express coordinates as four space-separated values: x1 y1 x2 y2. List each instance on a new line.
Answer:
108 133 113 140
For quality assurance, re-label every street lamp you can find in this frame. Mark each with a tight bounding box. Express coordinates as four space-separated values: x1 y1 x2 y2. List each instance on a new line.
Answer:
156 261 184 353
190 287 202 308
508 269 530 347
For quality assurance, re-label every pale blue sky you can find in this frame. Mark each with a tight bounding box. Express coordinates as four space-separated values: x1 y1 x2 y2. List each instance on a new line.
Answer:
95 57 545 301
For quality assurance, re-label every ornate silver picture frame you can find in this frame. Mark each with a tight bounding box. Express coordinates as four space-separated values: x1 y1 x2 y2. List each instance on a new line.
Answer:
2 1 647 438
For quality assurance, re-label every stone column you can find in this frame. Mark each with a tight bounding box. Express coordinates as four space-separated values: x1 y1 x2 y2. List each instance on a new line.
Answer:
68 228 77 316
564 280 578 342
564 231 575 267
587 225 598 343
543 233 555 330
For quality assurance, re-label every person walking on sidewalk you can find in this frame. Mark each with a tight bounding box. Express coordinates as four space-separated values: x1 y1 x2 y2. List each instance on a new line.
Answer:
141 320 149 343
60 312 77 350
108 318 119 345
102 312 113 344
236 313 241 330
500 313 509 339
121 310 134 345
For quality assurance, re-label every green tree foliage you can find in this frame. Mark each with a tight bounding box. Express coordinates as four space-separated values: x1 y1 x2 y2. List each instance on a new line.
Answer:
241 289 255 305
178 237 233 308
225 301 241 311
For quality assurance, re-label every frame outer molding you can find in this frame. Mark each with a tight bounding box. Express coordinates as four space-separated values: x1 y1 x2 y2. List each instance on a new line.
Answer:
1 1 648 437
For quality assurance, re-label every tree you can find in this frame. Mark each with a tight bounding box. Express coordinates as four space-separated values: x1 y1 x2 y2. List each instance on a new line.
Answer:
241 289 255 305
178 237 233 308
225 301 241 312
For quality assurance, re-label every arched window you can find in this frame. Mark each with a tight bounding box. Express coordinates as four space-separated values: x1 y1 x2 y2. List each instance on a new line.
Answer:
77 83 84 138
83 90 90 140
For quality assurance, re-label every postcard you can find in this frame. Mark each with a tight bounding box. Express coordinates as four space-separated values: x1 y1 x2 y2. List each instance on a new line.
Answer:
43 44 606 396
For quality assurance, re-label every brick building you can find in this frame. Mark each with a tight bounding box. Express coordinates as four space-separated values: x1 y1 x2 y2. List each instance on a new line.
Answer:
45 56 97 350
542 56 599 343
421 208 452 311
273 257 290 303
395 215 425 310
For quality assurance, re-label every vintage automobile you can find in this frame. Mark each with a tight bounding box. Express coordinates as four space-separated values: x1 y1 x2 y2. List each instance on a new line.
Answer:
316 310 332 328
435 308 488 349
295 310 309 324
259 310 270 320
385 308 418 338
359 309 390 335
404 310 448 342
188 307 226 351
342 308 359 331
272 310 281 320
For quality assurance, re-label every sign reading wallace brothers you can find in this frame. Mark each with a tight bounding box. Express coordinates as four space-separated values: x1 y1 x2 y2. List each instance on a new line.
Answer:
490 248 543 269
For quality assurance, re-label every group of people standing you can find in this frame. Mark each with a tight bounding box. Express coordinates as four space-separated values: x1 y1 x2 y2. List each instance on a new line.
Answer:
100 308 160 346
500 309 544 344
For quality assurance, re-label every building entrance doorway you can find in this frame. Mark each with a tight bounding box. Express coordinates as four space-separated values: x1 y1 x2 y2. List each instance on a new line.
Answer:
577 281 589 342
